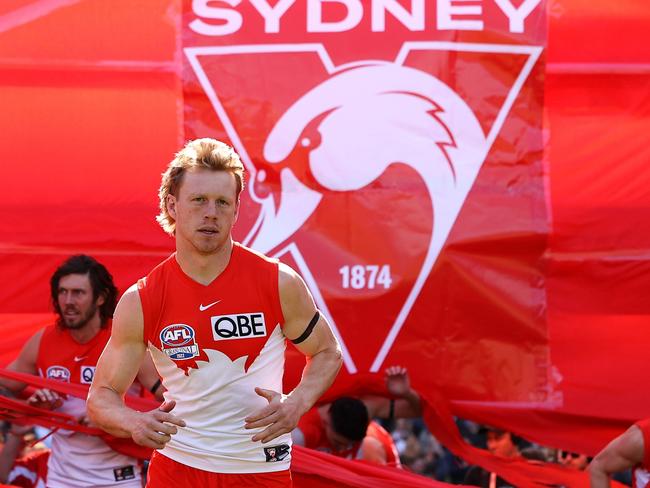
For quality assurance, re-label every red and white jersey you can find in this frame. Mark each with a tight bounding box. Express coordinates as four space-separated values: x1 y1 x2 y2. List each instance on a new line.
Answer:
7 449 49 488
366 422 401 467
637 471 650 488
36 324 142 488
138 243 291 474
634 419 650 488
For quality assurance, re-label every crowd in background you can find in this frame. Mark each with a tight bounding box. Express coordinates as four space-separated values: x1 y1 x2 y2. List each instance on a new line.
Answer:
381 417 633 486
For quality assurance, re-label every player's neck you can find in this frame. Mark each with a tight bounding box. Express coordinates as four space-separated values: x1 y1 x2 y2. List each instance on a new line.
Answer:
175 238 234 285
68 314 102 344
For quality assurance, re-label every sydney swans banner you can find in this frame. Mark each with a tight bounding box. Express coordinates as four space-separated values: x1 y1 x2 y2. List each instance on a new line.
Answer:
182 0 547 402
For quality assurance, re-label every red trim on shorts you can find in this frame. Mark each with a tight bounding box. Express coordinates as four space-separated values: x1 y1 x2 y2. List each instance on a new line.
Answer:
146 451 292 488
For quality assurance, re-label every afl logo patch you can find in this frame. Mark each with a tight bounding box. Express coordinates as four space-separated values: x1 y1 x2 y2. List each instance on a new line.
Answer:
46 366 70 382
160 324 199 360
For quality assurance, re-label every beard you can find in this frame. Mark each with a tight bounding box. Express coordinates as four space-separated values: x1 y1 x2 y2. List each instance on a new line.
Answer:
60 303 98 330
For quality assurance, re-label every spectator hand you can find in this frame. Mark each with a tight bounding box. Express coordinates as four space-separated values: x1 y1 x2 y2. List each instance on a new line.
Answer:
27 388 65 410
244 387 301 443
129 400 186 450
385 366 411 397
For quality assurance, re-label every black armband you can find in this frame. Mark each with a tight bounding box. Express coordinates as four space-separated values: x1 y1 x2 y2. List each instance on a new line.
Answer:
150 379 162 395
291 311 320 344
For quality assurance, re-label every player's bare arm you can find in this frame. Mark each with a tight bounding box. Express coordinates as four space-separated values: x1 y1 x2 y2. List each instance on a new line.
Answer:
245 263 342 443
0 329 67 409
0 329 42 393
588 424 644 488
360 436 388 465
5 328 123 414
87 285 185 449
363 366 422 419
136 352 165 402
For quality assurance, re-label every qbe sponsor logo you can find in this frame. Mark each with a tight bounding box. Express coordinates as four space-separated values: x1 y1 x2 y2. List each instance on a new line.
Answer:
211 313 267 341
160 324 200 360
46 365 70 382
80 366 95 384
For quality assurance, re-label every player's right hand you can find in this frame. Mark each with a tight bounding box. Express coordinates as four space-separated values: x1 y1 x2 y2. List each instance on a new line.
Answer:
27 388 65 410
129 400 186 450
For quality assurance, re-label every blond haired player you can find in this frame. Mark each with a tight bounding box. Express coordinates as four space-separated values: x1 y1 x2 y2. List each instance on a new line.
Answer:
88 139 342 487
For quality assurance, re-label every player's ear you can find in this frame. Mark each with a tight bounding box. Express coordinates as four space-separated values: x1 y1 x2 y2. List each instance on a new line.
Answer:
234 197 240 222
167 194 177 220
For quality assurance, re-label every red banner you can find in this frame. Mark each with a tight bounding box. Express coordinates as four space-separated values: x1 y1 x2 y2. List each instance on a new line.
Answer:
1 0 650 486
181 0 549 404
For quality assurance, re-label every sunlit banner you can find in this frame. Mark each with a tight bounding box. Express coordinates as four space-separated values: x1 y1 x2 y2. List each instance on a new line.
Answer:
182 0 548 403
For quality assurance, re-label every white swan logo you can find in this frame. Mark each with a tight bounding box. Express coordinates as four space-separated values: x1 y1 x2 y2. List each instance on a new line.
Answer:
186 42 542 373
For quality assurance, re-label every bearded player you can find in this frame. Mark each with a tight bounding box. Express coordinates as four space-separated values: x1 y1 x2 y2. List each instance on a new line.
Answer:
87 138 343 487
0 255 164 487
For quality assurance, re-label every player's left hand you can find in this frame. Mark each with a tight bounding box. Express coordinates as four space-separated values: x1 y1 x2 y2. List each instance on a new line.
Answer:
27 388 65 410
244 387 302 443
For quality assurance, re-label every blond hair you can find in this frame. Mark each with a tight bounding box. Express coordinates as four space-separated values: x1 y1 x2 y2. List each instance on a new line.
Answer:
157 138 245 234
